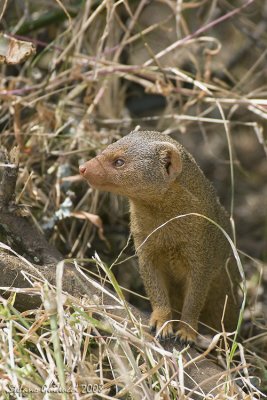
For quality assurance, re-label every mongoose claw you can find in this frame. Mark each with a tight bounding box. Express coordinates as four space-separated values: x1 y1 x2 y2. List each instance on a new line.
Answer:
149 322 173 341
174 326 196 346
158 322 173 341
158 330 173 343
177 336 195 347
149 325 156 334
149 309 173 340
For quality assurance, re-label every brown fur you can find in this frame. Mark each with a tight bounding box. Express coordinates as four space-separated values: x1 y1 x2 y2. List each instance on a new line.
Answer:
79 130 240 343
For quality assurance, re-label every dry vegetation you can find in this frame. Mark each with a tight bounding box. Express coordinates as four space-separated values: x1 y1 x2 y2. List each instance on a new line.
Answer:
0 0 267 398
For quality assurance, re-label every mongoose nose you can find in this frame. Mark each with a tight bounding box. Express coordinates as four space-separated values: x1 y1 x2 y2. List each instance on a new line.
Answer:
79 165 86 175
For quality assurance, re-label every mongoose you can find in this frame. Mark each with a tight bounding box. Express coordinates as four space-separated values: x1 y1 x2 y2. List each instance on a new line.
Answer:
79 130 240 344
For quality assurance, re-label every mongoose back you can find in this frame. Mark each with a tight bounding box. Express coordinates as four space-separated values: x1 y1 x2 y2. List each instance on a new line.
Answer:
79 130 240 343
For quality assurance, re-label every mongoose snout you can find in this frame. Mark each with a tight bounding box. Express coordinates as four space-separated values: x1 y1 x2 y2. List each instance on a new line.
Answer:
79 156 111 190
80 130 240 344
79 164 86 175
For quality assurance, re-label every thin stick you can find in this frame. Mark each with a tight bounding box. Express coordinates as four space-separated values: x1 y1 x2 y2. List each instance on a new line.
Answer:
144 0 255 66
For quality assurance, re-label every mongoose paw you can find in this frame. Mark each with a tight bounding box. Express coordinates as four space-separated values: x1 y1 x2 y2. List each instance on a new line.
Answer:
158 329 174 343
149 309 173 341
175 325 197 346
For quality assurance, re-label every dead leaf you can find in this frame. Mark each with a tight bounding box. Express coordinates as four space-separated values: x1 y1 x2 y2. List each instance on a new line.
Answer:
0 33 36 65
71 211 106 241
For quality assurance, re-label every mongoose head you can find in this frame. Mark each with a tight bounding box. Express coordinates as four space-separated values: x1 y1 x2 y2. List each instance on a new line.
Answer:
79 131 182 200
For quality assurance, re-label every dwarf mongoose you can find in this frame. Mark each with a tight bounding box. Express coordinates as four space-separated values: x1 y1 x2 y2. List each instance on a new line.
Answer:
79 130 240 344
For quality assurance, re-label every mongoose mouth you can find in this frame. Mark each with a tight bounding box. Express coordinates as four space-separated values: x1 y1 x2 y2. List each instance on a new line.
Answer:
87 180 120 191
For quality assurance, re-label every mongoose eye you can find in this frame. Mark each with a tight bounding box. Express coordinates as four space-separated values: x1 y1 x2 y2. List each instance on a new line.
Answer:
113 158 125 168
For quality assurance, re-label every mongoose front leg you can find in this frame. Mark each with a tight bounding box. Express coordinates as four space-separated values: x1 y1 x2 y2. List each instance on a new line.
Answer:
176 267 211 345
139 262 173 340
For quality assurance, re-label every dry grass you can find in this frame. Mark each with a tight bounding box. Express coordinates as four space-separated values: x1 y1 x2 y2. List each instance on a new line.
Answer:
0 254 264 399
0 0 267 398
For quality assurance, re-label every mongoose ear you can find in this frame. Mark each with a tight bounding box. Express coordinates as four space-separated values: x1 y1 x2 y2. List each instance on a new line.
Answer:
159 142 182 181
